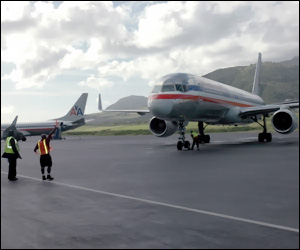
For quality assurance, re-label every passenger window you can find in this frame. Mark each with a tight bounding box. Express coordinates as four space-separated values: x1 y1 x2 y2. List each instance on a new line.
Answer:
162 84 175 92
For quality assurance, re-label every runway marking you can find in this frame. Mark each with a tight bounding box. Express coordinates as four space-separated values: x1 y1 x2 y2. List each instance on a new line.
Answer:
2 171 299 233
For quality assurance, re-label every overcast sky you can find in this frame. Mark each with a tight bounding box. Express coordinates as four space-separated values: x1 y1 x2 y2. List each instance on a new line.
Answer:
1 1 299 123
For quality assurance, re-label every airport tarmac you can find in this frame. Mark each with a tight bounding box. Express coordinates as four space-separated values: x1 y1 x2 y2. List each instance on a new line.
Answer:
1 132 299 249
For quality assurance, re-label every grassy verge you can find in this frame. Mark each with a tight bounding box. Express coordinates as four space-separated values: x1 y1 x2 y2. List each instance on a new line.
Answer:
63 113 299 136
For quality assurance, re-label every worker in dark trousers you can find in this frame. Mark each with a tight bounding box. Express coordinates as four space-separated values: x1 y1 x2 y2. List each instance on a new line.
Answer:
34 126 57 180
2 130 22 181
190 130 200 150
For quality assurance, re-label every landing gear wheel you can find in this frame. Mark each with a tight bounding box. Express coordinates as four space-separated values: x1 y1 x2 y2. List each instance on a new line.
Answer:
198 136 203 144
203 135 210 143
258 133 264 142
258 133 272 142
266 133 272 142
177 141 183 150
184 141 190 150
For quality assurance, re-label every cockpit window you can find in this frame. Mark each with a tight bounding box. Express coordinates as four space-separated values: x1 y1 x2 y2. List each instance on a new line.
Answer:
175 84 183 92
151 85 162 93
161 84 175 92
153 73 203 93
188 85 200 91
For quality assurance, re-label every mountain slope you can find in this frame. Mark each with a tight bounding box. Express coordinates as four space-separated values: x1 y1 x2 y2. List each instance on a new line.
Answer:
203 56 299 104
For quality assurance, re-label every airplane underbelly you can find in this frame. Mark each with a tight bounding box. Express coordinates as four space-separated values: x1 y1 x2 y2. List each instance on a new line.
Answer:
194 101 229 122
169 99 229 122
170 99 199 120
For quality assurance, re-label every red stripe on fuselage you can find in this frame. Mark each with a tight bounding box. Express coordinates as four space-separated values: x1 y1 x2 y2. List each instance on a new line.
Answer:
149 94 253 108
19 128 54 132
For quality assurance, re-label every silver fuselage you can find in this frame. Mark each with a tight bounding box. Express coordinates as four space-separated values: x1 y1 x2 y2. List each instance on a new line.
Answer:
148 73 265 125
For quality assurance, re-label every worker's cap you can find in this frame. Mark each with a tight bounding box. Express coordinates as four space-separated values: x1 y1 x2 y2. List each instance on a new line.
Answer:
41 134 47 139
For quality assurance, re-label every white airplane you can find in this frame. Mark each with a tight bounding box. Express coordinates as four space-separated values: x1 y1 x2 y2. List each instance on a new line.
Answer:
1 93 88 141
100 53 299 150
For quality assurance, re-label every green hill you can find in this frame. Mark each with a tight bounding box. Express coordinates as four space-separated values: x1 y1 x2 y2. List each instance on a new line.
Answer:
203 56 299 104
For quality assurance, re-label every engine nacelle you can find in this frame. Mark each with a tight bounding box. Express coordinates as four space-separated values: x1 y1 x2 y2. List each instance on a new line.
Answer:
272 109 298 134
149 117 178 137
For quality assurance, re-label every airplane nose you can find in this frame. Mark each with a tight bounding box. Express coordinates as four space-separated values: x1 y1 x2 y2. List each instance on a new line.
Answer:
148 98 173 118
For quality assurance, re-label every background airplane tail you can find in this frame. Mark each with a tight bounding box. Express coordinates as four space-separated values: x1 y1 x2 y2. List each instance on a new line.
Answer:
2 116 18 139
55 93 88 122
252 52 261 96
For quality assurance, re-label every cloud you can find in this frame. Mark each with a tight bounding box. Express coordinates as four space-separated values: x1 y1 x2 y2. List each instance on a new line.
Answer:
1 105 15 114
1 1 30 22
78 75 114 90
1 1 299 92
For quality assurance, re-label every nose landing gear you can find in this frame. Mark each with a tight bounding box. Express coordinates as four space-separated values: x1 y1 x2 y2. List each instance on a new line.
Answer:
177 121 190 150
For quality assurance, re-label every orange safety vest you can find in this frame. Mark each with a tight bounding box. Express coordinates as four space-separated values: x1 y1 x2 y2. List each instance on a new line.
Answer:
37 139 53 155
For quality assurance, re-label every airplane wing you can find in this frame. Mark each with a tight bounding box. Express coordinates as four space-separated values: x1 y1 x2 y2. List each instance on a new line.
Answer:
98 94 150 116
239 101 299 118
103 109 150 116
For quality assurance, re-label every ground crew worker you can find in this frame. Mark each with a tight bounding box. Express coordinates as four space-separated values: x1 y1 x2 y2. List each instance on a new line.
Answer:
1 130 22 181
190 130 200 150
34 126 57 180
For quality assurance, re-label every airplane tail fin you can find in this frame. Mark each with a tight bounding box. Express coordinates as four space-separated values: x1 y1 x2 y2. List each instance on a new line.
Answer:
11 115 18 127
55 93 88 122
252 52 261 95
2 116 18 140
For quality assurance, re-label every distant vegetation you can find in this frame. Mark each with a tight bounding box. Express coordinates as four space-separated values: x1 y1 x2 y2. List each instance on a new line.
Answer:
63 113 299 136
203 56 299 104
67 56 299 136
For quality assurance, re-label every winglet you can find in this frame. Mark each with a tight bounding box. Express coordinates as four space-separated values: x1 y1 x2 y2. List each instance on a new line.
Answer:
98 94 102 111
252 52 261 95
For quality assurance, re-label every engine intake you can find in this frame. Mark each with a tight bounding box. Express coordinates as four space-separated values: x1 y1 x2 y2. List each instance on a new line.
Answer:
149 117 178 137
272 109 298 134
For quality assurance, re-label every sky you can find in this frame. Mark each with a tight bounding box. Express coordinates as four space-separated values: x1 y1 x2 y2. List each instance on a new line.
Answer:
1 1 299 123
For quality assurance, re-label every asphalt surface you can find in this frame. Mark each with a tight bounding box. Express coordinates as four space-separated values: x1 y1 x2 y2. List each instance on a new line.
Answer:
1 132 299 249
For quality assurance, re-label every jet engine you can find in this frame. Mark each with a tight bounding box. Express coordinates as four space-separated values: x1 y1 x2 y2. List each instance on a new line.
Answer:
149 117 178 137
272 109 298 134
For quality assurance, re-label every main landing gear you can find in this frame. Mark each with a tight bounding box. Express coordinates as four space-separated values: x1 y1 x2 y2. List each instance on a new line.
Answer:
252 115 272 142
176 121 211 150
197 121 210 144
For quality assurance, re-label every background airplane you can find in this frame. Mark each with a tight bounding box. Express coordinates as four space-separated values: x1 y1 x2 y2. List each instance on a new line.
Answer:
99 53 299 150
1 93 88 141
